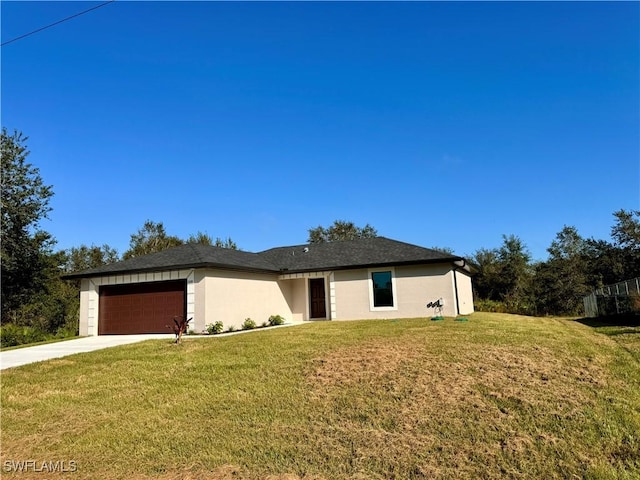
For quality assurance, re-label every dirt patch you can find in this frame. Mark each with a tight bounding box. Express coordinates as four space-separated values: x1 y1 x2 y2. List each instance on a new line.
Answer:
0 464 324 480
304 337 609 478
309 341 425 387
127 465 327 480
309 339 607 409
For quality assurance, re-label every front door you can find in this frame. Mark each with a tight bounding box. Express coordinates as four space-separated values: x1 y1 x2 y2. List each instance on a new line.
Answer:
309 278 326 319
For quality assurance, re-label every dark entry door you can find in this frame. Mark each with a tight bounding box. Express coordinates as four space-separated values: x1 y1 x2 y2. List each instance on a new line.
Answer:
309 278 326 319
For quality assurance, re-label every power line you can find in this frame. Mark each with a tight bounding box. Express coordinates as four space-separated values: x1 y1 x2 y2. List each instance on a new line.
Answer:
1 0 116 48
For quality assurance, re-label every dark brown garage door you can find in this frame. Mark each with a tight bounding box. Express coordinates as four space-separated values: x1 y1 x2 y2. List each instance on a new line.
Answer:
99 280 186 334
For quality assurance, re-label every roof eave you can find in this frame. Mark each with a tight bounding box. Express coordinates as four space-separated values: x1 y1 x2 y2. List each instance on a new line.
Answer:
61 262 280 280
279 256 463 274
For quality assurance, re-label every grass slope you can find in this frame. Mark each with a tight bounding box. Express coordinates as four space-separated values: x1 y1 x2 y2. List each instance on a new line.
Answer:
1 313 639 479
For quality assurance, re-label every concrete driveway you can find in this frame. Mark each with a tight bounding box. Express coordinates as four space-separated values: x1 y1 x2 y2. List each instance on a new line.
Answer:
0 334 175 370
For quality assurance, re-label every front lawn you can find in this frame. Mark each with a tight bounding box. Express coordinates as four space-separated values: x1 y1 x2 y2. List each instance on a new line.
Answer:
1 313 638 479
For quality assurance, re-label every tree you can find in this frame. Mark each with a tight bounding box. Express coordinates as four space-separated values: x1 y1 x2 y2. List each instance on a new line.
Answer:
469 247 501 301
470 235 534 314
24 250 77 334
123 220 183 260
124 223 240 259
1 128 56 319
611 209 640 250
496 234 534 314
430 246 455 254
214 237 238 249
547 225 586 260
534 226 590 315
576 211 640 288
187 231 214 245
187 232 238 250
610 209 640 280
308 220 377 243
583 238 629 287
34 244 120 336
63 244 119 273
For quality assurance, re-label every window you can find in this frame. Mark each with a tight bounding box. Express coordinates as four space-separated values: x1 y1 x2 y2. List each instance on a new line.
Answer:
369 268 397 310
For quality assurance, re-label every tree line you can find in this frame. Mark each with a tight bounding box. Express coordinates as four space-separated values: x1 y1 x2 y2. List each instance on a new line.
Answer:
469 215 640 316
2 129 638 344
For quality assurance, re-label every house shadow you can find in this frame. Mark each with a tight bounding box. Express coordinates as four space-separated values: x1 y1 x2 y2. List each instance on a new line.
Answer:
575 314 640 334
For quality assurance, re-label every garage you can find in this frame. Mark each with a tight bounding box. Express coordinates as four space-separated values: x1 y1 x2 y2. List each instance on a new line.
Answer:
98 280 186 334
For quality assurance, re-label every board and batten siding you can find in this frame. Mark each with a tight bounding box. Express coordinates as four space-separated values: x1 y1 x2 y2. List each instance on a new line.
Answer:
332 264 472 320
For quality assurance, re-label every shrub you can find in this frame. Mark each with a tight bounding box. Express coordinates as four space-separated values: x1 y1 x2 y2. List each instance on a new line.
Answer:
55 324 78 339
242 318 256 330
474 299 508 313
226 325 236 333
0 324 20 348
268 314 285 326
0 324 51 348
206 321 224 335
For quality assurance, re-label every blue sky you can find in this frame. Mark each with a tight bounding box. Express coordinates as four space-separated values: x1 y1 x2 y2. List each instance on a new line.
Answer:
2 1 638 261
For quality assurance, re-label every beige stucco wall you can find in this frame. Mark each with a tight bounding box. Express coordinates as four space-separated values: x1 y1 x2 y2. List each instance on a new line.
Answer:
77 268 299 336
198 269 294 331
77 263 473 336
333 263 469 320
288 278 307 322
193 270 208 333
454 269 474 315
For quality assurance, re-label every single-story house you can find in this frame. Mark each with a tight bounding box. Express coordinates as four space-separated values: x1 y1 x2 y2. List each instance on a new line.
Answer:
62 237 474 335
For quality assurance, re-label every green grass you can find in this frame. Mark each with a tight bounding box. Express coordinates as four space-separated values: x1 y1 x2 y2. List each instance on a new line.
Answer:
1 313 639 479
576 315 640 363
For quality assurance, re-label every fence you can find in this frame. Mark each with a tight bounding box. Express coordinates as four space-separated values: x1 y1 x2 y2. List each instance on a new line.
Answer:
583 277 640 317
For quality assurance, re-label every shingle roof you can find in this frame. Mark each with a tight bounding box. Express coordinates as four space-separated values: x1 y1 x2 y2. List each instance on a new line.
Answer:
62 237 462 279
62 243 280 279
258 237 460 273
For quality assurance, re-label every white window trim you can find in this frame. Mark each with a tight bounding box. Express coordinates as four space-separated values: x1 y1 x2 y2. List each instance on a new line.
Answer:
368 267 398 312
